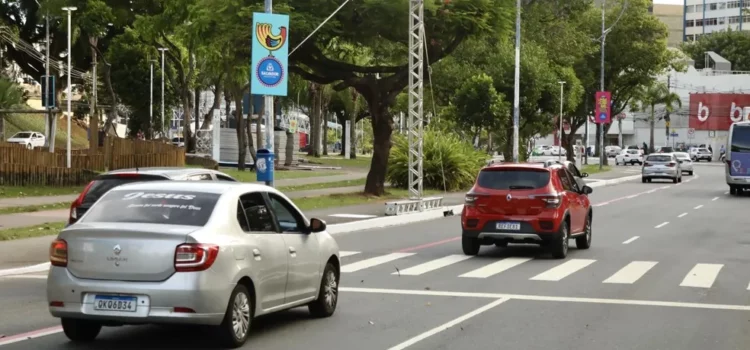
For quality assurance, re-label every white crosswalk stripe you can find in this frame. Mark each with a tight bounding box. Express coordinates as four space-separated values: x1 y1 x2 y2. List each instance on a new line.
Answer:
603 261 657 284
341 252 416 273
393 255 474 276
529 259 597 281
459 257 532 279
680 263 723 288
339 251 361 258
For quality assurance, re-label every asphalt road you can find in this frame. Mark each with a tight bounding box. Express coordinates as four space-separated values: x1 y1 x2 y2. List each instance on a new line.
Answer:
2 164 745 349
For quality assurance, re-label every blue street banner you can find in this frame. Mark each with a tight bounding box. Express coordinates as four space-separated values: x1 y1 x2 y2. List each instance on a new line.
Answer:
251 13 289 97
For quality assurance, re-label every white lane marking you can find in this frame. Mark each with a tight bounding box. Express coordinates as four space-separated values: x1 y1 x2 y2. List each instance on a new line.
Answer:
340 287 750 311
339 251 361 258
341 253 416 273
0 262 50 278
676 183 682 186
622 236 639 244
626 194 639 199
655 222 669 228
0 326 63 346
393 255 473 276
530 259 596 281
712 197 719 201
660 186 671 190
694 205 704 209
328 213 378 219
725 191 730 195
593 202 609 207
459 257 532 279
680 264 724 288
603 261 658 284
386 298 509 350
678 212 688 218
2 274 48 279
646 189 657 194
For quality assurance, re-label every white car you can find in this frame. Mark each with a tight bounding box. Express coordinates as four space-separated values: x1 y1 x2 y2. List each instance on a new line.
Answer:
7 131 46 149
689 147 712 162
673 152 694 175
615 149 643 165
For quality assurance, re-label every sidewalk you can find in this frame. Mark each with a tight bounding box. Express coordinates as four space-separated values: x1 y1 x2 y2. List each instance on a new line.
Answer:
0 171 368 209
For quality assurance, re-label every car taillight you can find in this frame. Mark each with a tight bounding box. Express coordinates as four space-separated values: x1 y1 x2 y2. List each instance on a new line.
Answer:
643 162 651 167
50 239 68 267
69 181 95 224
465 194 479 206
539 194 562 208
666 162 676 167
174 244 220 272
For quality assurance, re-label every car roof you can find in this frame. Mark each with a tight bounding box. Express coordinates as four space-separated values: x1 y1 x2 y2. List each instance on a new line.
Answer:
102 167 230 179
109 180 275 196
484 162 549 171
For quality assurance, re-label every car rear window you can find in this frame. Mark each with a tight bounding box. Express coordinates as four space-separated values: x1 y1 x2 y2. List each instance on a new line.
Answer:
81 175 168 207
476 169 550 190
674 153 690 159
627 150 639 155
647 155 672 162
698 148 710 153
80 190 220 226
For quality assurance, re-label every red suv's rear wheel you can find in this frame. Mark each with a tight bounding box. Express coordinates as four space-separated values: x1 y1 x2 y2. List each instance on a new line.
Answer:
462 236 480 256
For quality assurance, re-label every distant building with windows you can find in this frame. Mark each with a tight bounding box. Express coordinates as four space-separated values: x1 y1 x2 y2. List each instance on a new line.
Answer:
684 0 749 42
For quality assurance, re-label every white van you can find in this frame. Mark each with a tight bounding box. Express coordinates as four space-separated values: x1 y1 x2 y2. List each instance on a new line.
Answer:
726 121 750 195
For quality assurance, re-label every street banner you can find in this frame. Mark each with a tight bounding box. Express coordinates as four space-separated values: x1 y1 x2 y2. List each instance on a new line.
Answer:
251 13 289 97
594 91 611 124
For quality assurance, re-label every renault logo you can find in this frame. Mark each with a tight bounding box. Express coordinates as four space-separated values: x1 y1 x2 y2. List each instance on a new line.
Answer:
113 245 122 255
506 193 512 202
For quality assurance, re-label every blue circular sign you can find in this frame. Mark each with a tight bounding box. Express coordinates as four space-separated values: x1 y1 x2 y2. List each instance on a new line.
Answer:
256 57 284 87
598 113 607 121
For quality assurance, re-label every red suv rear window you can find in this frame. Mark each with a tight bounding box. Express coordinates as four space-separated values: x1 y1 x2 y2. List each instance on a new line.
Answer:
476 169 550 190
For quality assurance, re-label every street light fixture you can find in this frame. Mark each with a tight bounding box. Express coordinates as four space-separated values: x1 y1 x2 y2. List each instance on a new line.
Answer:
558 81 566 162
158 48 168 138
62 6 77 168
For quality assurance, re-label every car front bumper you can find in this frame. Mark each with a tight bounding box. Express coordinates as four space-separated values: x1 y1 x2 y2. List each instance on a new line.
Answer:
47 267 231 326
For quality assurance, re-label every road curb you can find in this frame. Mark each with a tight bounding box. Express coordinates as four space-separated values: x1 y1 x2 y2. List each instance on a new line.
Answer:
587 174 641 188
0 262 50 278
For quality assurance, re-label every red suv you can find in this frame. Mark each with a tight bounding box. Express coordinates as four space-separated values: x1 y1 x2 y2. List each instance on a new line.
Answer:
461 163 593 259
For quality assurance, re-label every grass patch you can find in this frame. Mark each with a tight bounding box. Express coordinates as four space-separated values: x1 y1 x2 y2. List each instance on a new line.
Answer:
302 155 372 169
0 202 70 215
278 178 366 192
294 188 444 211
582 164 612 175
5 113 89 149
0 222 66 241
220 168 346 182
0 186 82 199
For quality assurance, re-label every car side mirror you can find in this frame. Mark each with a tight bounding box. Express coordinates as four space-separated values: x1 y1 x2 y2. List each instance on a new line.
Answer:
309 218 327 233
581 173 589 178
581 185 593 195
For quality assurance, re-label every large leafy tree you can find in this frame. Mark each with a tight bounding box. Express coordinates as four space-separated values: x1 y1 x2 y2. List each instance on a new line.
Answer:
681 29 750 71
632 81 681 153
449 73 508 142
289 0 513 195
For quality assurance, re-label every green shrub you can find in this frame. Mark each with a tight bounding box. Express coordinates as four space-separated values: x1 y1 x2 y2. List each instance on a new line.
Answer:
387 129 488 191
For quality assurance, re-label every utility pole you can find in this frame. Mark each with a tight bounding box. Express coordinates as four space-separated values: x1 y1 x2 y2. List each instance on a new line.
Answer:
150 60 154 139
407 0 424 202
599 0 606 170
512 0 521 162
62 7 77 168
264 0 275 187
45 8 54 152
558 81 566 162
158 48 168 138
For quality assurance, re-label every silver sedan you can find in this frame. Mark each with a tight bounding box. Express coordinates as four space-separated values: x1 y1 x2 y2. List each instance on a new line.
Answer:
642 153 682 183
673 152 694 175
47 181 341 348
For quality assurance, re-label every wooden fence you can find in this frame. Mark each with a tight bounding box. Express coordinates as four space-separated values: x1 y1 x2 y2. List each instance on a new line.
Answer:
0 138 186 186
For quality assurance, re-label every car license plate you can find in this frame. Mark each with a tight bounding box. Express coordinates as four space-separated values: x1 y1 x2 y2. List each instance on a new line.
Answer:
496 222 521 231
93 295 137 312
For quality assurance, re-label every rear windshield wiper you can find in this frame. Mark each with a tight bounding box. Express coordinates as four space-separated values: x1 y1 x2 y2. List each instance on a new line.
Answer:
508 185 535 190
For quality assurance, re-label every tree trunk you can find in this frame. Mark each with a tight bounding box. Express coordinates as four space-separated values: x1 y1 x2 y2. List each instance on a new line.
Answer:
649 105 656 153
340 112 347 157
308 84 320 156
224 88 231 127
322 112 329 155
181 89 193 152
89 36 99 154
363 93 394 196
194 87 200 133
349 112 357 158
285 130 294 166
235 92 247 171
200 80 223 130
246 92 258 164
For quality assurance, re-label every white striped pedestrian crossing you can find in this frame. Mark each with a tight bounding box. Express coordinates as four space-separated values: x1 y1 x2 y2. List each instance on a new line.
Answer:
603 261 658 284
393 255 474 276
341 252 416 273
339 251 361 258
530 259 596 281
460 257 532 279
680 263 723 288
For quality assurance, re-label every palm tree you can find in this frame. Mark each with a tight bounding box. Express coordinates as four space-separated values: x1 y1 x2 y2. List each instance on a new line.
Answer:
632 82 682 153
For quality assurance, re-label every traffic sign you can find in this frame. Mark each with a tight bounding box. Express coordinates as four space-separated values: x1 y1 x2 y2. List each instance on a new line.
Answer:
688 128 695 135
40 75 55 108
670 132 678 137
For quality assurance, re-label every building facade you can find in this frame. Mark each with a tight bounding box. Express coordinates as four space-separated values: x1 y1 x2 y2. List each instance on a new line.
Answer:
684 0 750 42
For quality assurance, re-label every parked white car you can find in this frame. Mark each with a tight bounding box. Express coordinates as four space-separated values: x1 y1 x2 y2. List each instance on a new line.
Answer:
7 131 46 149
615 149 643 165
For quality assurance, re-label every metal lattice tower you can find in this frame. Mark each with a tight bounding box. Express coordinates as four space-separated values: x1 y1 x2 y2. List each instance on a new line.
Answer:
407 0 424 202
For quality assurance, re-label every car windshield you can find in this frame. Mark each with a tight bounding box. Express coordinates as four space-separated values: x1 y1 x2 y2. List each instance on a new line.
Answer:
476 169 550 190
80 190 220 226
11 132 32 138
647 155 672 162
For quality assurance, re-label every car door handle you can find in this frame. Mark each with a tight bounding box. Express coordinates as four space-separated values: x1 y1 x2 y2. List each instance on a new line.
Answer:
288 246 297 257
252 249 261 260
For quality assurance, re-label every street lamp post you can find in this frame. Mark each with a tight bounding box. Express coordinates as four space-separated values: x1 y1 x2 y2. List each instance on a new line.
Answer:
149 59 155 139
511 0 521 162
158 48 168 138
62 6 77 168
558 81 566 162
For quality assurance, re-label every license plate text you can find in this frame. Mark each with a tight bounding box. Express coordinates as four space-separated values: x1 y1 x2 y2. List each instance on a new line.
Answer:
93 295 137 312
496 222 521 231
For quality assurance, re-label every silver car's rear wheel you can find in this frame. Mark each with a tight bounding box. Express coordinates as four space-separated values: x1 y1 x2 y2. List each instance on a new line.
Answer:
218 284 253 348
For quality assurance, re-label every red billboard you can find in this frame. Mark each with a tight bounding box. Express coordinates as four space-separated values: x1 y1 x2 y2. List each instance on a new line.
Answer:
689 93 750 130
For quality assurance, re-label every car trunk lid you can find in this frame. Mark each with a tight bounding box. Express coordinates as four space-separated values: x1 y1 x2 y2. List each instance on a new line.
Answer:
470 167 552 216
60 223 197 282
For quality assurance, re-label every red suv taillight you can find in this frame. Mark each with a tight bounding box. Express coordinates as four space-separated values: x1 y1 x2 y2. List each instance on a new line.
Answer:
49 239 68 267
539 194 562 208
174 244 220 272
69 181 95 224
